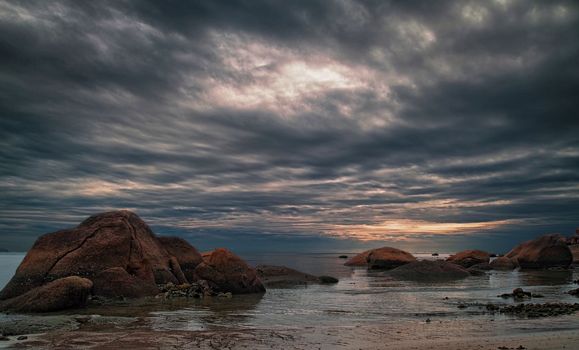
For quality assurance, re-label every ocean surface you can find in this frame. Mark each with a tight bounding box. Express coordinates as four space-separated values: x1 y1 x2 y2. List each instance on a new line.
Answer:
1 252 579 348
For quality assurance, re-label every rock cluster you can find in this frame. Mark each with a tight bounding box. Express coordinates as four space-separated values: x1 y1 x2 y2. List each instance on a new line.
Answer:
498 288 543 300
0 210 264 313
157 281 224 299
487 302 579 318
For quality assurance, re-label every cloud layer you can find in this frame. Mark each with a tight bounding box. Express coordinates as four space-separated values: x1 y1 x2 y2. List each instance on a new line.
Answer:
1 0 578 252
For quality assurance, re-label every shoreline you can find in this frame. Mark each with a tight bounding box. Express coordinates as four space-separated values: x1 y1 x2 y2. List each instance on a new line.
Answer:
3 327 579 349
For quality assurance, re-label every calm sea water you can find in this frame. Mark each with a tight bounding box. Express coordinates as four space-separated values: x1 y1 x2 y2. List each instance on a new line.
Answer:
1 252 579 346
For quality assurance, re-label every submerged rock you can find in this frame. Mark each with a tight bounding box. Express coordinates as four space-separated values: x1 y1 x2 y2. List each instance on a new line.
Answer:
256 265 338 286
194 248 265 294
506 234 573 269
447 250 490 268
388 260 470 281
0 276 92 313
256 265 319 286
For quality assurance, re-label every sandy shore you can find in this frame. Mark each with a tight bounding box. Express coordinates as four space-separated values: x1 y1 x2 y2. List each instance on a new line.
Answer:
2 327 578 349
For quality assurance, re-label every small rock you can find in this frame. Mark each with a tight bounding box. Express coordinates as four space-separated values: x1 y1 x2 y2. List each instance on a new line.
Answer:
217 292 233 298
17 336 28 341
338 255 348 259
319 276 339 284
425 318 431 323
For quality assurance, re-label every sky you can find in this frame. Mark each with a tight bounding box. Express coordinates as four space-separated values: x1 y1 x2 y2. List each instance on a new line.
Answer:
0 0 578 253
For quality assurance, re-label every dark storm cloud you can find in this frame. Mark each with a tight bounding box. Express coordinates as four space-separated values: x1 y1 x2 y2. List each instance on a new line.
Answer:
0 0 578 251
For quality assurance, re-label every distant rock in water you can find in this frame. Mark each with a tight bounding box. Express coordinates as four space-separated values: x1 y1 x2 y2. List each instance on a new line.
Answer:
194 248 265 294
489 256 516 270
506 234 573 269
344 247 415 269
431 253 439 256
0 210 265 312
446 250 490 268
256 265 338 286
389 261 470 281
367 247 416 269
0 276 92 313
338 255 348 259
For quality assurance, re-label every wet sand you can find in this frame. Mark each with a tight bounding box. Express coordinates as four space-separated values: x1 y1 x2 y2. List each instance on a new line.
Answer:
3 327 579 349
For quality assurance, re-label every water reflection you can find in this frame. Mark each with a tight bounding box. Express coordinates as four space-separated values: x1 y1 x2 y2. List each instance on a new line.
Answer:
516 269 573 286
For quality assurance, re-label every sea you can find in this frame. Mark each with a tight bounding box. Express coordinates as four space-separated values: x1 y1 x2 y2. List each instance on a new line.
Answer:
1 252 579 348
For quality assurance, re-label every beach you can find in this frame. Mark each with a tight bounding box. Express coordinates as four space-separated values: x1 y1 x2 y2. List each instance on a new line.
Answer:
1 252 578 349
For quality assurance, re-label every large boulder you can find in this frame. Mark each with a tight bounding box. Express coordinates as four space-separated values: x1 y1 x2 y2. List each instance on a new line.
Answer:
0 276 92 313
447 250 490 268
388 261 470 281
366 247 416 269
345 247 416 268
489 256 517 270
157 236 203 283
193 248 265 294
506 234 573 269
92 267 160 299
0 210 187 300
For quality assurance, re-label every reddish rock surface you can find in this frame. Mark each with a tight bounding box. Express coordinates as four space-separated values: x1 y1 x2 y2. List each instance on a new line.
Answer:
447 250 490 268
506 234 572 269
344 250 372 266
194 248 265 294
0 276 92 313
345 247 416 268
389 261 470 281
158 236 203 283
92 267 159 299
489 256 517 270
0 210 188 300
366 247 416 269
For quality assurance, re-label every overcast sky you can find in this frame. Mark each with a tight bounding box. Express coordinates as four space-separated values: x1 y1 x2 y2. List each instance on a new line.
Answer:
1 0 578 253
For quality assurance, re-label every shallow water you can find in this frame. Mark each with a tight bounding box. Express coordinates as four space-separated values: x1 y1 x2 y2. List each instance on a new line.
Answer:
1 252 579 347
